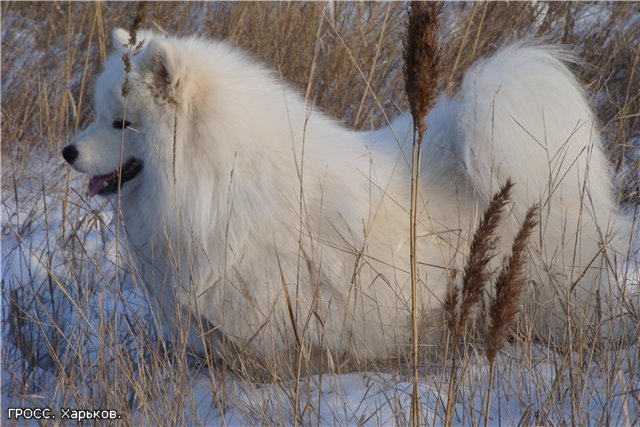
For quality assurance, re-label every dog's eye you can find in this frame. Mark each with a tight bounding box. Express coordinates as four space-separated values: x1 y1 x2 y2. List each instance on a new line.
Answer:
112 119 131 129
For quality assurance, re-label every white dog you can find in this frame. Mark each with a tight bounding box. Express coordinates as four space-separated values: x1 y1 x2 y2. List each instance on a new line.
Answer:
63 28 633 362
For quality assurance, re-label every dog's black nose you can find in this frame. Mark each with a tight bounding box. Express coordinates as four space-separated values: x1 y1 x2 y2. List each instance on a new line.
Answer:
62 145 78 163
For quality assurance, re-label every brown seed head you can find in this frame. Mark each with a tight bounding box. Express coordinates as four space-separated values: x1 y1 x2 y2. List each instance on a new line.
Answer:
121 3 147 98
485 204 538 362
403 2 443 135
458 179 514 332
128 2 147 47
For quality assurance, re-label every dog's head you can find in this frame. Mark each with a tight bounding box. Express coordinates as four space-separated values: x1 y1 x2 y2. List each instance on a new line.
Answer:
62 28 187 197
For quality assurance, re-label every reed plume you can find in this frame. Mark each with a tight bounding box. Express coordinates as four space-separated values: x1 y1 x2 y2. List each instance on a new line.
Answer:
403 2 442 426
483 204 538 427
486 204 538 361
404 2 442 135
457 179 514 332
121 2 147 97
445 179 513 426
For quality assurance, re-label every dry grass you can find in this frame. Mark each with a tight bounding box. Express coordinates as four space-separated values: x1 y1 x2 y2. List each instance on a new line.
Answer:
2 2 639 425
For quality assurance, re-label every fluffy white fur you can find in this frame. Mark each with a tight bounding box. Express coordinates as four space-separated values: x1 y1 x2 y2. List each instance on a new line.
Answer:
64 28 634 361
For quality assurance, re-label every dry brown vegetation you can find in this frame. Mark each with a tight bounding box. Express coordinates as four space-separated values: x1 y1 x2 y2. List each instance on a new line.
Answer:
2 2 639 425
3 3 639 195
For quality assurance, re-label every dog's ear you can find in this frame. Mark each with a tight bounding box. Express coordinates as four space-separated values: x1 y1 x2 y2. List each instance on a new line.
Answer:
112 28 130 49
138 38 182 104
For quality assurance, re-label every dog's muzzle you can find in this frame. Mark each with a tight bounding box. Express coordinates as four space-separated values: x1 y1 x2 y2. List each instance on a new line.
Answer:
61 144 143 196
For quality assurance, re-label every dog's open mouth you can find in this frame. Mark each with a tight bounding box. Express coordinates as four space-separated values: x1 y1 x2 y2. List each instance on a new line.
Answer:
88 158 143 196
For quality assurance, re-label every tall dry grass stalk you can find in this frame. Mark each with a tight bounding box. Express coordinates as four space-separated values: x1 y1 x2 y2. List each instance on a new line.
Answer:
483 204 538 427
403 2 442 425
444 179 513 426
115 2 146 334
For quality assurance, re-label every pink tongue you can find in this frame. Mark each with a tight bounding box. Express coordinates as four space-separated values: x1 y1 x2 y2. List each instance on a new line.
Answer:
88 172 117 196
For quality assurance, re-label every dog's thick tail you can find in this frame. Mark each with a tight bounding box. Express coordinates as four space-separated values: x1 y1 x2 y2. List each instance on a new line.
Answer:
458 45 607 219
457 44 631 252
454 43 635 341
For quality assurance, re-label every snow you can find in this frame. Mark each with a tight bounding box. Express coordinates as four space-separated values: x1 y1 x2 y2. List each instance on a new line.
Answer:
194 372 449 425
